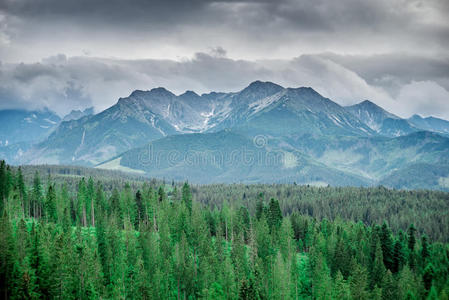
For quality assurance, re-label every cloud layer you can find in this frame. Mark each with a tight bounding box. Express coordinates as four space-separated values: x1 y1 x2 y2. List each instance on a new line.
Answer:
1 0 449 61
1 51 448 119
0 0 448 119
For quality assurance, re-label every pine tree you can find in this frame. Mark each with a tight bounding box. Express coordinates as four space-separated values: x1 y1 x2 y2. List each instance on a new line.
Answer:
421 235 430 266
0 212 16 298
0 161 6 215
29 223 51 298
392 239 406 273
16 167 27 216
426 286 439 300
349 262 369 300
267 198 282 232
45 184 57 223
371 240 386 288
32 171 43 218
110 188 120 218
135 190 144 229
182 182 192 215
87 177 95 227
423 263 435 292
381 270 396 300
407 224 417 269
397 265 418 300
407 224 416 252
255 193 264 221
380 222 393 271
77 178 88 226
333 271 351 300
158 186 165 203
239 277 259 300
333 237 350 278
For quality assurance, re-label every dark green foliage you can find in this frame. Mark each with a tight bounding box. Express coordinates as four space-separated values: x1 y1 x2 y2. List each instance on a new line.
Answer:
135 190 144 228
408 224 417 251
267 198 282 232
0 160 6 213
392 239 406 273
45 184 57 223
421 235 430 265
423 263 435 292
182 182 192 214
380 223 394 271
0 161 448 299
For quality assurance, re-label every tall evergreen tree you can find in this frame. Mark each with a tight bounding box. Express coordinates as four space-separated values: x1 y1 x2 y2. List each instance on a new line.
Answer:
45 184 57 223
423 263 435 292
267 198 282 232
32 171 43 219
392 239 406 273
380 223 393 271
182 182 192 215
371 240 386 289
135 190 144 228
0 160 6 214
421 235 430 266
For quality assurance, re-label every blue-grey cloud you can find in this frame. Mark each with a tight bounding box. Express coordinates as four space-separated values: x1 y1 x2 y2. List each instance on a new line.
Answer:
0 0 448 62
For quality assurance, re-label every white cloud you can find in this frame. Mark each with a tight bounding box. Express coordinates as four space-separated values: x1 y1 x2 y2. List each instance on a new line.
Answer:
396 81 449 119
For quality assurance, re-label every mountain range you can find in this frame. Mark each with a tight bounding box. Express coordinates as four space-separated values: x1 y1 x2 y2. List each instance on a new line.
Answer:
1 81 449 190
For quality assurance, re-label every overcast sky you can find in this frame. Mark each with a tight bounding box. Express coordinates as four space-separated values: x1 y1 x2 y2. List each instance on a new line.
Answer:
0 0 448 119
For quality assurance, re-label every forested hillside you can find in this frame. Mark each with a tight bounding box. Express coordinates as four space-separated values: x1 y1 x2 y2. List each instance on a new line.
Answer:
1 161 449 299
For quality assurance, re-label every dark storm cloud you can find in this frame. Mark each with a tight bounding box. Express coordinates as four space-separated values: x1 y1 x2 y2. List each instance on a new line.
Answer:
1 0 449 62
0 0 448 118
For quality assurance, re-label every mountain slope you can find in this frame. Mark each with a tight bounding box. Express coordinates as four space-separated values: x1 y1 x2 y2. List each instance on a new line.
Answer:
13 80 449 190
379 163 449 191
291 131 449 181
346 100 417 137
25 93 181 165
26 81 375 166
408 114 449 136
0 109 61 164
0 109 61 145
97 130 371 186
209 82 375 138
62 107 94 122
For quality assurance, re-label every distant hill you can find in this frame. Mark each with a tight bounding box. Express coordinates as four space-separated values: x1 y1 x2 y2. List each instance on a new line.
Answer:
100 130 370 186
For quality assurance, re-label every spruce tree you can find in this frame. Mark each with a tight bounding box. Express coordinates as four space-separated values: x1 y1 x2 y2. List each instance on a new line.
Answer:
267 198 282 232
421 235 430 266
182 182 192 215
45 184 57 223
392 239 405 273
0 160 6 214
423 263 435 292
16 167 27 216
32 171 43 218
371 240 386 289
381 270 396 300
255 193 264 221
380 222 393 271
135 190 144 228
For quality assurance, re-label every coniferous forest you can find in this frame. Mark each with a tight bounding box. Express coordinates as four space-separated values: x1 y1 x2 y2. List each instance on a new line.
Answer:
1 161 449 299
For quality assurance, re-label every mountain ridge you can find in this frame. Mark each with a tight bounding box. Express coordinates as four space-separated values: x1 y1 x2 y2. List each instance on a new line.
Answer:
2 80 449 190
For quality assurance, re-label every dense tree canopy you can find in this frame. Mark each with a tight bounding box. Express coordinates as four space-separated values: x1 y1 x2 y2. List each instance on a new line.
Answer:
0 161 449 299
